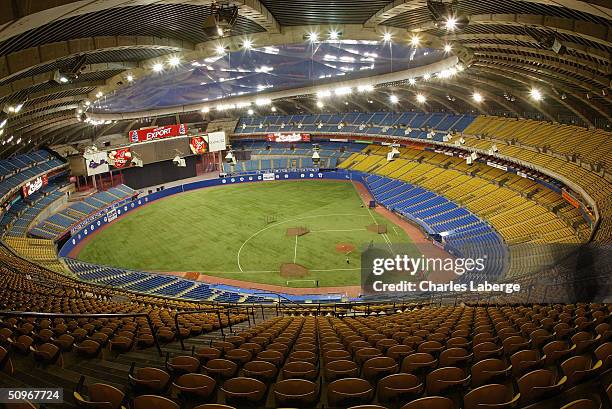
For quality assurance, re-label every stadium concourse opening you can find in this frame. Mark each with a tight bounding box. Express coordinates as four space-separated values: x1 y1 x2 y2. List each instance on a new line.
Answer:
0 1 610 408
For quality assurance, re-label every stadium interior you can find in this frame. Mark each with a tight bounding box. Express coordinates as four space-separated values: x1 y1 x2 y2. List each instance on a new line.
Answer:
0 0 610 408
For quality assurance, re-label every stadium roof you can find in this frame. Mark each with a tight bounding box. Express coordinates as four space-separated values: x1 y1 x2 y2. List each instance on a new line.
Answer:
0 0 610 155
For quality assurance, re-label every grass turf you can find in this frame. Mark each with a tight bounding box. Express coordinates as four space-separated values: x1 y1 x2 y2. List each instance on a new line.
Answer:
76 180 419 287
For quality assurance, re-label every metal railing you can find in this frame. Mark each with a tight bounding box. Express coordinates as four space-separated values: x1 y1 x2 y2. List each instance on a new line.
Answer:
173 305 255 350
0 310 163 356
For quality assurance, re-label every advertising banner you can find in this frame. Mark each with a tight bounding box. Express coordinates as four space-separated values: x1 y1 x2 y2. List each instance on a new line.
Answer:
266 133 311 143
562 190 581 209
207 131 226 152
22 175 48 198
189 137 208 154
129 124 188 143
84 151 109 176
262 172 275 181
109 148 132 168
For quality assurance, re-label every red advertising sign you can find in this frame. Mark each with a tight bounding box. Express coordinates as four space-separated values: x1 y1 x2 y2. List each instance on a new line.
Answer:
189 137 208 154
129 124 188 143
22 175 48 198
266 133 311 143
562 190 581 209
109 148 132 168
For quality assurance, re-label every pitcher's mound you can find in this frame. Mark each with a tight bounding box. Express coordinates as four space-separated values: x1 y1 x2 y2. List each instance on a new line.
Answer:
335 243 356 253
287 227 310 237
280 263 309 278
367 223 388 234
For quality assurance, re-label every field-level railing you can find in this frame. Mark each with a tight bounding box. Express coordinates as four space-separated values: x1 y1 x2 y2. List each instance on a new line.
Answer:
0 310 163 356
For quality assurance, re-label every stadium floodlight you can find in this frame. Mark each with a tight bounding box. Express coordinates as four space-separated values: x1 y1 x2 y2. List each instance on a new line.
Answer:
201 106 210 113
443 43 452 53
357 84 374 92
389 94 399 104
416 93 427 103
445 17 457 30
473 92 483 103
410 35 420 47
530 88 543 101
126 74 134 82
152 63 164 72
306 32 319 42
382 32 393 42
316 100 324 108
423 73 431 80
328 30 341 40
215 44 227 55
242 39 253 50
247 109 254 115
408 78 416 85
168 56 181 67
271 106 277 112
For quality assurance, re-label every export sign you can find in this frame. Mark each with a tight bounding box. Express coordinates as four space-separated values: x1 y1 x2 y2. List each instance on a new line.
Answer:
129 124 188 143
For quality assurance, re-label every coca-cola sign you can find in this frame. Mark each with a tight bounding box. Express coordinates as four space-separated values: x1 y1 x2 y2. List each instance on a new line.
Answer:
129 124 188 143
189 137 208 154
109 148 132 168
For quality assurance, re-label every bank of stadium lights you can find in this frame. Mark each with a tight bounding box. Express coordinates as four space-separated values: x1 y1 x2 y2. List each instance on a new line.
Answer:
410 35 420 47
408 78 417 86
416 93 427 103
328 30 341 40
443 44 452 53
316 100 324 108
423 73 431 81
201 107 210 113
215 44 227 55
530 88 543 101
317 90 332 99
271 106 277 112
389 94 399 104
382 32 393 42
152 63 164 73
334 87 352 96
473 92 484 103
255 98 272 106
126 74 134 82
247 109 254 115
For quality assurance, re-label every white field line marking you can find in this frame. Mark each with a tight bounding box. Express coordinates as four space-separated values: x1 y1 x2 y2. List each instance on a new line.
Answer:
309 229 367 233
207 267 362 274
382 233 394 252
293 235 298 263
393 226 399 235
237 213 370 272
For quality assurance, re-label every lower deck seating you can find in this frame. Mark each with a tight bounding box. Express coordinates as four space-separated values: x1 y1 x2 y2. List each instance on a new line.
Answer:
31 184 136 240
64 259 275 304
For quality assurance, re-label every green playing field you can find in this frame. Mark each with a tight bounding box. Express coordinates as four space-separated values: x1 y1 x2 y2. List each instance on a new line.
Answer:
76 180 419 287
